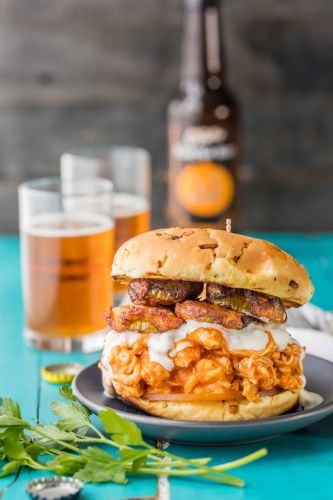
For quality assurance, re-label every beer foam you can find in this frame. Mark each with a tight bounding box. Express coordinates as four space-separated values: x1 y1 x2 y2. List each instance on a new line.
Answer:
22 212 114 237
113 193 150 218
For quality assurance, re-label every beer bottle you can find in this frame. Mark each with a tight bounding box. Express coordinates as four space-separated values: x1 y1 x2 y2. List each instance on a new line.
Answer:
167 0 240 228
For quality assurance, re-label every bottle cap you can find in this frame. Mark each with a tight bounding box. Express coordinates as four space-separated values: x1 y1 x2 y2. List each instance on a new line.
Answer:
26 476 83 500
41 363 83 384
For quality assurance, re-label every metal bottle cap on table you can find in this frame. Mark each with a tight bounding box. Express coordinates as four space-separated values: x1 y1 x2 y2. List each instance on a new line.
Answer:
41 363 83 384
26 476 83 500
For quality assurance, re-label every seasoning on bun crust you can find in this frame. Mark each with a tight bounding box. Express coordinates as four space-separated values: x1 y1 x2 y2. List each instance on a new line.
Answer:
100 228 314 421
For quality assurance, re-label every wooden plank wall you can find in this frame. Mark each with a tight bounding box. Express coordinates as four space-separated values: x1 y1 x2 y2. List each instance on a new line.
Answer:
0 0 332 231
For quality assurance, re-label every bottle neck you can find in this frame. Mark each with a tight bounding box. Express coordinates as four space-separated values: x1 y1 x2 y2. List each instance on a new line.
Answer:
180 0 225 96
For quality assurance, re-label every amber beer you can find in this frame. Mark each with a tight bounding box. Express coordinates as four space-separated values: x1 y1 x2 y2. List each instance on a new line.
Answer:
114 193 150 248
22 213 114 338
113 193 150 296
60 147 152 300
168 0 240 228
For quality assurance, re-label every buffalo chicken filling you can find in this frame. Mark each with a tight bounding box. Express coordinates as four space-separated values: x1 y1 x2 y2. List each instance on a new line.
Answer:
101 279 303 403
102 327 303 402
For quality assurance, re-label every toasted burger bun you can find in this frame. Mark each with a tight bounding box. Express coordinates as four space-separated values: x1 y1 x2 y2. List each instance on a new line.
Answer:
102 363 300 422
126 390 300 421
112 227 314 305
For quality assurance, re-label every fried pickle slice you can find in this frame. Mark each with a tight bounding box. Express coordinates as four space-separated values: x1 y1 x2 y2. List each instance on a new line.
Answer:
128 278 203 306
206 283 286 323
175 300 253 330
104 305 184 333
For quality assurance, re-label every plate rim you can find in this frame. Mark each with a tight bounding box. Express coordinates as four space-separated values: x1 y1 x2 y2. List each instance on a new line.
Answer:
72 353 333 429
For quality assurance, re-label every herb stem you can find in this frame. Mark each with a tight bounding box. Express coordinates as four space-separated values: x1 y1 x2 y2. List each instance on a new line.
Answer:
143 443 242 481
76 433 252 481
80 431 129 452
88 423 110 442
29 427 81 454
145 458 211 468
25 458 49 471
75 435 213 472
133 467 244 486
212 448 268 471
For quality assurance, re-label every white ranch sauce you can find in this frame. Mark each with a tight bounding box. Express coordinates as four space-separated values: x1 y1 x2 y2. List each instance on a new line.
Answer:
299 389 324 409
102 330 139 364
265 323 296 350
147 320 214 370
223 323 269 351
169 341 193 358
102 321 299 373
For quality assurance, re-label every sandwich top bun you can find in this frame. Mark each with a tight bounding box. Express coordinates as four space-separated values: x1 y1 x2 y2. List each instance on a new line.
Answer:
112 227 314 305
125 390 300 421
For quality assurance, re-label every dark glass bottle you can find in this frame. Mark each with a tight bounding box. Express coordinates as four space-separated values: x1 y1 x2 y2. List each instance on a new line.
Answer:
167 0 240 228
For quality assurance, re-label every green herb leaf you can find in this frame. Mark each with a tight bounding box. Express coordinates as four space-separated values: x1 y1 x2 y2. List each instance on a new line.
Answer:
47 454 87 476
118 448 149 472
119 448 149 462
3 429 28 460
99 408 143 445
132 455 148 473
59 386 91 419
51 401 90 433
59 385 77 403
0 459 24 477
74 447 127 484
25 443 47 461
0 398 22 419
34 424 78 443
0 415 27 428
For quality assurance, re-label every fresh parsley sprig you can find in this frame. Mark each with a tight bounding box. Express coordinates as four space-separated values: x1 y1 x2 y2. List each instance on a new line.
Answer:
0 386 267 487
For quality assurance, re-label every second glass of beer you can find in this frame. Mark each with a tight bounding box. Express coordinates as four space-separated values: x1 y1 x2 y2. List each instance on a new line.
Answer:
61 146 151 302
19 177 115 352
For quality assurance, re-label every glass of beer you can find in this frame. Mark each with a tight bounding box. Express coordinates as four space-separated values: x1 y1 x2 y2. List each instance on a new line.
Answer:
19 177 115 352
61 146 151 302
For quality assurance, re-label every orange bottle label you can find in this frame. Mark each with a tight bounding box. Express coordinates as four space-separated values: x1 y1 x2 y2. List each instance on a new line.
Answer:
175 161 235 217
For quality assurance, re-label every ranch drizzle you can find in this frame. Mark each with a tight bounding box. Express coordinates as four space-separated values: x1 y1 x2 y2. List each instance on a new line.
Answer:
102 321 299 372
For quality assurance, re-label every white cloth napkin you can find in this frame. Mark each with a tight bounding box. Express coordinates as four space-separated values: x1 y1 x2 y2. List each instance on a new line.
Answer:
287 303 333 362
287 303 333 334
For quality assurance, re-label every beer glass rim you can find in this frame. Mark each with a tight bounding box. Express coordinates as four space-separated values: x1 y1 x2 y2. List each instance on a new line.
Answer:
18 176 113 197
61 145 150 163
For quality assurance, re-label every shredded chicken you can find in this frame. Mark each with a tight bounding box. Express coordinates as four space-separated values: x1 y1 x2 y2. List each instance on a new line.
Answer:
105 328 304 402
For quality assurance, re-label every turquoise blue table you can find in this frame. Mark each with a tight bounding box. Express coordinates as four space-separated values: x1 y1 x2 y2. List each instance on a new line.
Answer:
1 235 333 500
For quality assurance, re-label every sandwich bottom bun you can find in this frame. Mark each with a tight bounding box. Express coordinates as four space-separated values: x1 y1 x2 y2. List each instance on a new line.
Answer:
125 390 300 421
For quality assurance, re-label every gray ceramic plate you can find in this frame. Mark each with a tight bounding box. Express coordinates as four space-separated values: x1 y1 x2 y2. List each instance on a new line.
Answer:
72 354 333 445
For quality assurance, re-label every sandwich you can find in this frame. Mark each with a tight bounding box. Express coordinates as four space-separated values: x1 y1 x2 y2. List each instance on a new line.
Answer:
99 227 314 421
